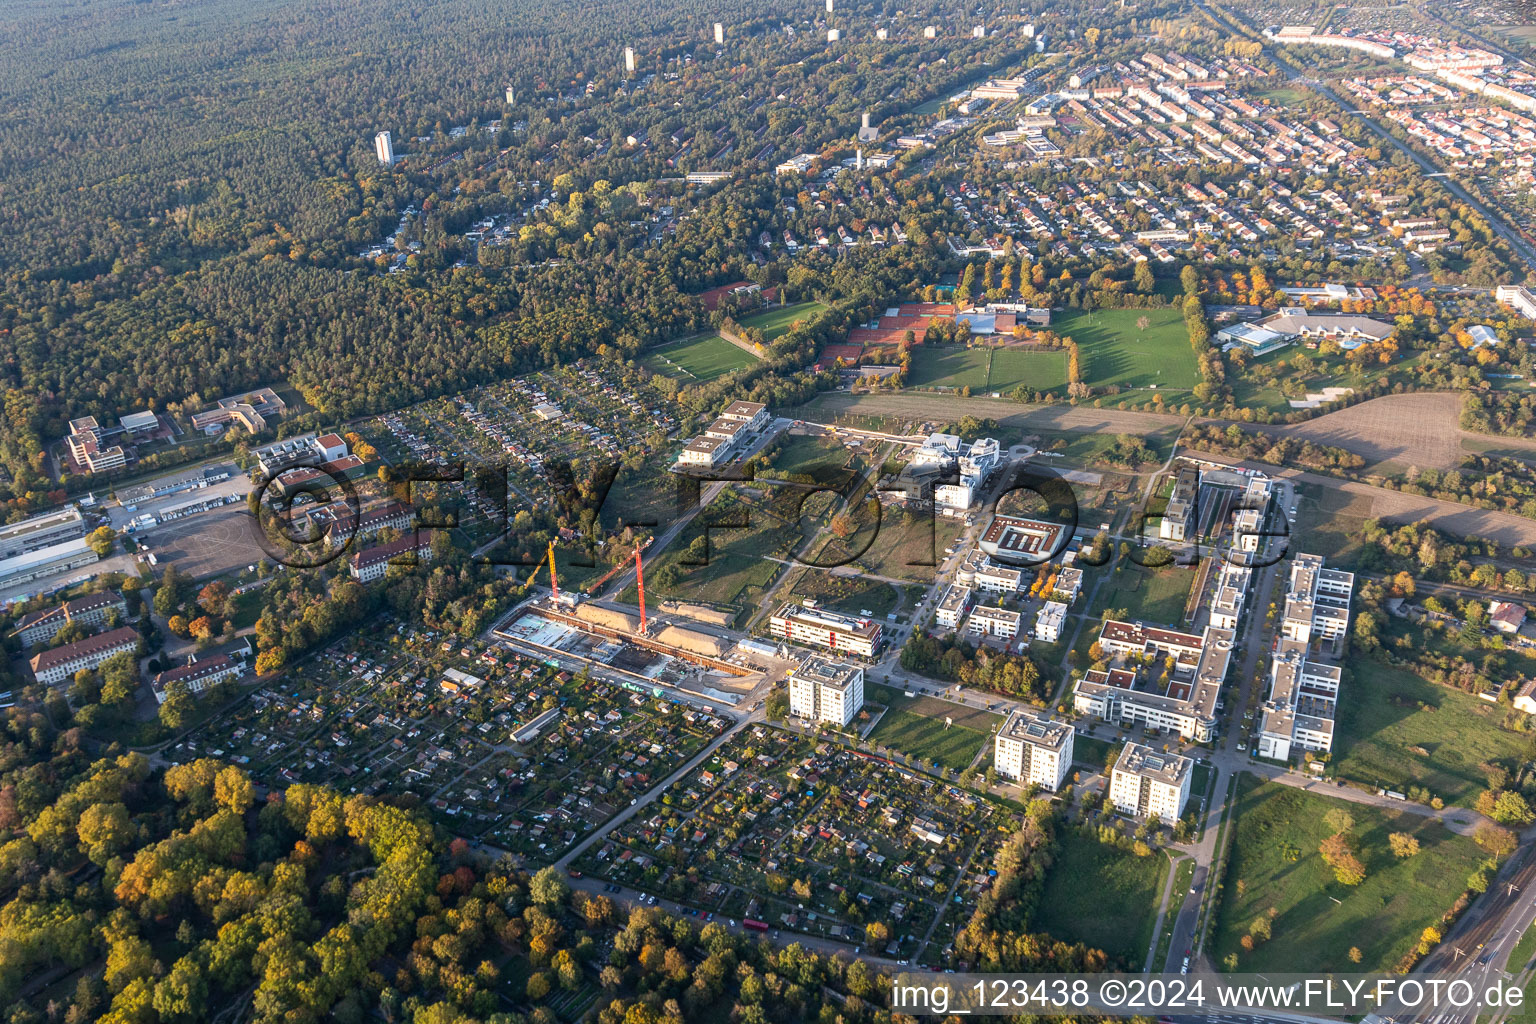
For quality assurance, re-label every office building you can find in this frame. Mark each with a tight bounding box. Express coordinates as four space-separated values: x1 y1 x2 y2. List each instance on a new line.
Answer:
0 506 87 561
1110 744 1192 820
787 658 864 726
66 417 127 474
769 602 882 658
979 513 1067 564
994 708 1074 790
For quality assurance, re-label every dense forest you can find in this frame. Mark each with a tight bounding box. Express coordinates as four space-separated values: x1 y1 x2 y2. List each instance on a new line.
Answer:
0 747 911 1024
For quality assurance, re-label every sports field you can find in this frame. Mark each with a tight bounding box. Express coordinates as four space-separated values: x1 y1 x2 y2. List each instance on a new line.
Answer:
741 300 827 340
1053 307 1199 390
907 346 1068 393
642 335 758 381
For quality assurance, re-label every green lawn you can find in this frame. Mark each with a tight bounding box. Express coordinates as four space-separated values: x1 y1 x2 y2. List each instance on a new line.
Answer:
1054 307 1199 391
1036 830 1169 964
643 335 758 381
866 683 1002 771
1091 566 1196 626
1334 659 1533 808
1212 775 1485 972
742 301 828 341
907 347 991 390
987 348 1069 393
765 433 854 477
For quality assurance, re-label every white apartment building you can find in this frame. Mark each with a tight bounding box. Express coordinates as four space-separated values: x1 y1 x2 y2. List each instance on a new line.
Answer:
1110 743 1192 820
1035 601 1067 642
994 708 1074 790
374 130 395 167
935 584 973 629
769 602 882 658
967 604 1022 640
1074 621 1234 742
676 401 768 470
787 658 865 727
1497 285 1536 322
1280 553 1354 644
973 558 1022 594
1257 640 1342 760
1208 564 1252 631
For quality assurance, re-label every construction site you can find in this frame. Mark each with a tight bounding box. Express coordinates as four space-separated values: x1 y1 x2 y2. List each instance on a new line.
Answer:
492 541 794 709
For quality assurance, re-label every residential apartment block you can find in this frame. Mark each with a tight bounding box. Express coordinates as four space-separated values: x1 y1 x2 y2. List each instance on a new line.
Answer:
787 658 865 727
1257 553 1353 759
676 400 769 469
994 708 1074 790
10 591 127 648
1110 743 1192 820
29 626 139 686
349 534 435 582
152 654 245 703
1074 620 1236 742
1035 601 1067 642
966 604 1022 640
935 584 972 629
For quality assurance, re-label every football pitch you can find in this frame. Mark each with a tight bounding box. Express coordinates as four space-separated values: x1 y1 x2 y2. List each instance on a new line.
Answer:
906 346 1068 393
642 335 758 380
1053 307 1199 390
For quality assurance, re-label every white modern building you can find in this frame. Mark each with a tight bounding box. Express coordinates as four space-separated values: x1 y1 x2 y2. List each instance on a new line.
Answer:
1035 601 1067 642
935 584 972 629
1279 553 1354 644
676 401 768 470
966 604 1021 640
788 658 864 727
374 131 395 167
995 709 1074 789
1110 743 1192 820
769 602 882 658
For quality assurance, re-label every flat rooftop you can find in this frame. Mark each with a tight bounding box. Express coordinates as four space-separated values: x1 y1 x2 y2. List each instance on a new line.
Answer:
1002 707 1072 751
1115 742 1192 787
792 657 862 691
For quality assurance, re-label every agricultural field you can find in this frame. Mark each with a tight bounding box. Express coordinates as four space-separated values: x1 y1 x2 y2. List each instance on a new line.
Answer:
1054 307 1199 391
865 683 1003 772
642 334 759 381
1333 659 1532 808
1035 830 1170 964
1211 776 1485 972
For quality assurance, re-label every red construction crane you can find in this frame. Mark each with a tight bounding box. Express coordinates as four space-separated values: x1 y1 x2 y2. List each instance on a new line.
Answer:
634 544 648 634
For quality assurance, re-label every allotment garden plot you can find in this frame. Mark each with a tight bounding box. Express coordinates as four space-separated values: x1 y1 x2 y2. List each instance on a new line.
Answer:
576 726 1017 957
173 622 724 862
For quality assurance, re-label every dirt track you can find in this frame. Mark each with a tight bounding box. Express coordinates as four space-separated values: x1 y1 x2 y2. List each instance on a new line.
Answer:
803 392 1186 435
